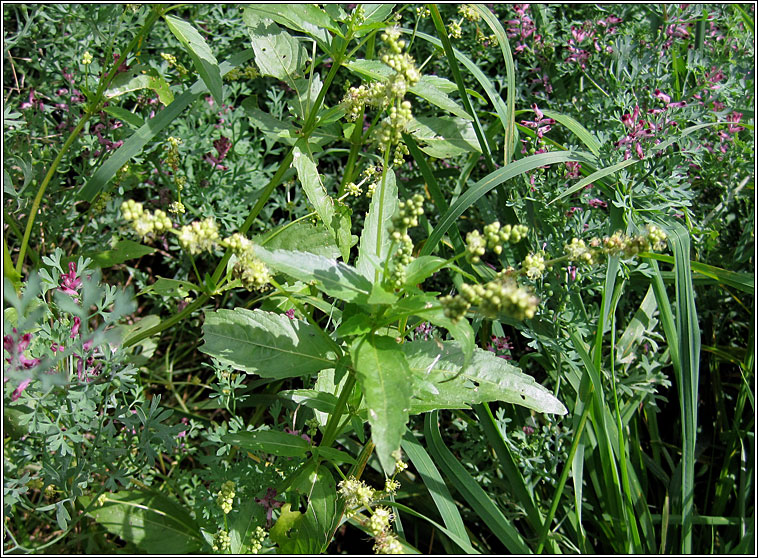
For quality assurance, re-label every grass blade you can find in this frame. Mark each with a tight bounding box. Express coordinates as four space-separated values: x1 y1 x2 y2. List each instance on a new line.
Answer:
470 5 516 164
428 5 494 172
541 109 602 156
77 49 254 203
666 222 701 553
642 253 754 295
420 150 594 256
473 403 559 551
401 430 470 548
374 500 479 554
424 411 531 553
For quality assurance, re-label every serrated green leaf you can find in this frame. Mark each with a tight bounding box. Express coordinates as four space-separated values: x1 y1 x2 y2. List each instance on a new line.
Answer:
356 168 397 282
351 335 412 474
84 240 155 268
292 140 351 261
403 341 568 415
279 389 339 414
243 4 337 44
229 498 267 554
243 12 306 82
255 221 340 259
200 308 337 378
297 467 337 553
406 117 481 158
137 277 198 298
291 75 322 121
355 4 395 35
270 503 302 548
255 247 372 304
105 68 174 106
411 76 472 120
312 446 356 465
382 295 474 366
222 430 310 457
79 491 203 554
164 15 222 106
404 256 448 287
242 100 298 143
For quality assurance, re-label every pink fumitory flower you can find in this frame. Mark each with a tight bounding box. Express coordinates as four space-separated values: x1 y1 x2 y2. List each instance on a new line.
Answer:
256 487 284 527
59 262 82 296
204 136 232 171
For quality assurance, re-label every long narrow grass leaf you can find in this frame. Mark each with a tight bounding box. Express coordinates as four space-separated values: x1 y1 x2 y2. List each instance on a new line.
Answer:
666 222 701 553
428 6 494 171
420 150 595 256
424 411 531 553
401 431 470 547
77 50 254 202
374 500 479 554
470 5 516 164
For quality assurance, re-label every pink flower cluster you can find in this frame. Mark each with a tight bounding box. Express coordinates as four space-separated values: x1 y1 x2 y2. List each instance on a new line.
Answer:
59 262 82 297
4 330 42 400
616 97 683 161
204 136 232 171
415 321 434 340
706 111 745 154
505 4 539 54
520 104 555 157
565 15 621 69
486 335 513 360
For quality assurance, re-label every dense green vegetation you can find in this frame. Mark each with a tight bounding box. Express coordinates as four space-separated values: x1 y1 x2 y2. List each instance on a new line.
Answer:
3 4 754 554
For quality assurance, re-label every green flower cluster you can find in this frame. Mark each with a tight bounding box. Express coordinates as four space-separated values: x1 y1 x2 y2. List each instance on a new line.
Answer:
223 233 271 291
212 529 230 552
338 459 407 555
465 221 529 263
442 271 539 322
448 20 463 39
224 64 259 81
341 25 420 154
385 194 424 290
362 164 382 199
338 476 376 513
161 52 188 77
178 218 220 255
370 506 403 554
216 480 236 515
368 506 394 536
379 27 421 90
522 251 547 280
121 200 173 240
248 526 267 554
165 136 182 172
566 225 668 266
458 4 481 22
121 198 273 292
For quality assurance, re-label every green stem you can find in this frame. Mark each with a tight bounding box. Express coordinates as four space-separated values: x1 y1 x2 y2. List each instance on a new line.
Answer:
123 293 210 349
536 401 592 554
14 7 162 275
15 114 91 275
319 367 356 450
428 4 494 173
